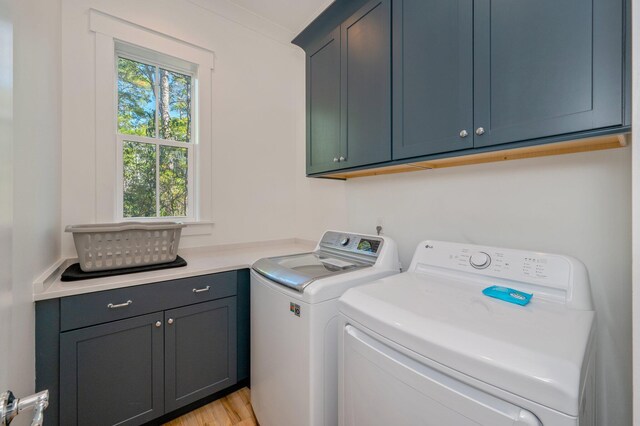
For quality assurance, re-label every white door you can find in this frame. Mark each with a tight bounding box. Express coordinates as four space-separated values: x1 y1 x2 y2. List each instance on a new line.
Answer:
340 325 542 426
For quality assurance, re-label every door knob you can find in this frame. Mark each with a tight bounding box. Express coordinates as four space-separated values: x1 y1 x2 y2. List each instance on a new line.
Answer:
475 127 485 135
1 390 49 426
459 130 468 138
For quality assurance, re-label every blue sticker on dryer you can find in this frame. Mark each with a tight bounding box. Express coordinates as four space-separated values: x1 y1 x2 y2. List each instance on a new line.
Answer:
482 286 532 306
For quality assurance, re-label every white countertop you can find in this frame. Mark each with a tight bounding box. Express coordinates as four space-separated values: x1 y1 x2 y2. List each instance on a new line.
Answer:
34 238 316 301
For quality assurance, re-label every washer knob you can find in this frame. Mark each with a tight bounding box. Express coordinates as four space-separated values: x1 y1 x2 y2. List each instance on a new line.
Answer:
469 252 491 269
340 237 350 246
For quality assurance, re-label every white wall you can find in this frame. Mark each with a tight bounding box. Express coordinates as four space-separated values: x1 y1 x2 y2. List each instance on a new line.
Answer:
60 0 345 255
632 0 640 419
346 147 632 425
6 0 62 412
0 0 13 398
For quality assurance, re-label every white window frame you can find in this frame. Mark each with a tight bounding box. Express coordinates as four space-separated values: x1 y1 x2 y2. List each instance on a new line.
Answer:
115 50 197 221
90 9 215 234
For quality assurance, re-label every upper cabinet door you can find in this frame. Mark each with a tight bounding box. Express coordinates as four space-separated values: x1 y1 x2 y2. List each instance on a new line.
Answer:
473 0 623 148
307 27 342 174
340 0 391 168
392 0 474 160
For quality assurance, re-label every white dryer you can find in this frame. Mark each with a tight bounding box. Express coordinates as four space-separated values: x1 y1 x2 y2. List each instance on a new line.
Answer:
338 240 596 426
251 231 401 426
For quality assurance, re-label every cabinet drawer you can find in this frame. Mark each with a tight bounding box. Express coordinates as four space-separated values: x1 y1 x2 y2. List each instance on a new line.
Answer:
61 271 237 331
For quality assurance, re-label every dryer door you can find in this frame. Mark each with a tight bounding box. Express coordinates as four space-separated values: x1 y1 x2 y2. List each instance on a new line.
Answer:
341 325 541 426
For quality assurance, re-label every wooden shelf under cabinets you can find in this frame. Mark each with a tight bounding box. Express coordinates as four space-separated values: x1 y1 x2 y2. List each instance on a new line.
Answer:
320 133 630 180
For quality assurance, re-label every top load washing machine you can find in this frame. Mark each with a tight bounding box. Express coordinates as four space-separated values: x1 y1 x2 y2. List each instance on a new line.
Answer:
250 230 401 426
338 240 596 426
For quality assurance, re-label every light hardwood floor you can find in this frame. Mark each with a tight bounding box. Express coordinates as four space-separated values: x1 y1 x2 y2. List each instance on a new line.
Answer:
164 387 258 426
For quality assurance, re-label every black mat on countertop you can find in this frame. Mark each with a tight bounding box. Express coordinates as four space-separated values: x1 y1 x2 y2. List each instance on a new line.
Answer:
61 256 187 281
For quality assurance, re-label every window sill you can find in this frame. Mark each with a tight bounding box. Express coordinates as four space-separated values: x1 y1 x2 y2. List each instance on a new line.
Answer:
181 221 214 237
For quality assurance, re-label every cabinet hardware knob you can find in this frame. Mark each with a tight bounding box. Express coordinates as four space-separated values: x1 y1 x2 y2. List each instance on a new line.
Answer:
155 321 162 328
333 157 339 162
168 318 174 325
107 300 132 309
459 130 468 138
339 156 345 161
193 286 210 293
475 127 485 135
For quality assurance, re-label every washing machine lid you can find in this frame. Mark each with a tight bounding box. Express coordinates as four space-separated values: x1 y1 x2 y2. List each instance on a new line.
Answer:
252 251 371 292
338 272 595 417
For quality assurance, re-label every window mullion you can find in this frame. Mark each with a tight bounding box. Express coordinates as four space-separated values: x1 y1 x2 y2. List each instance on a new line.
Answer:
154 65 160 218
154 65 160 139
156 144 160 218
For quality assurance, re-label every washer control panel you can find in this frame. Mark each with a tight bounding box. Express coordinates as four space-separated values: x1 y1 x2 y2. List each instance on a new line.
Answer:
319 231 384 258
412 241 572 291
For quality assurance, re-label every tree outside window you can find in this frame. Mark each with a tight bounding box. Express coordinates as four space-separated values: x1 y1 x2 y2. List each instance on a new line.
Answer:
117 56 194 219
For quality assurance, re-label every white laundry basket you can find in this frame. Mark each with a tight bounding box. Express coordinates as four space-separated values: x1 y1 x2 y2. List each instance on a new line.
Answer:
65 222 186 272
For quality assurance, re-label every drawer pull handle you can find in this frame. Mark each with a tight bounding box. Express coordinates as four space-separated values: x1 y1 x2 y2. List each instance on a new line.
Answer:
193 286 211 293
107 300 132 309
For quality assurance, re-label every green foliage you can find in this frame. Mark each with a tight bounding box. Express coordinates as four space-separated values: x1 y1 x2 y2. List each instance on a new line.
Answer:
159 69 192 142
159 146 188 217
118 57 192 218
118 58 156 137
122 141 156 218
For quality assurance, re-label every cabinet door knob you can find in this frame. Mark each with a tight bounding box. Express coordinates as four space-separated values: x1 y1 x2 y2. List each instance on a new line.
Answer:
475 127 485 135
155 321 162 328
459 130 468 138
333 157 339 162
167 318 174 325
339 156 345 162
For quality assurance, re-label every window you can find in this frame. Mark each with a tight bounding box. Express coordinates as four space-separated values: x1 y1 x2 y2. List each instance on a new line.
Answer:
91 12 214 230
116 53 196 219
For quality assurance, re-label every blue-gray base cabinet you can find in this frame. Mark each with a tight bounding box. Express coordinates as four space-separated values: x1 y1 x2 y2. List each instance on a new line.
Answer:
36 269 251 426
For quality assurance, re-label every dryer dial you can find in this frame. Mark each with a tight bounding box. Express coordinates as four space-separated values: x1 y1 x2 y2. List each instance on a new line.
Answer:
470 252 491 269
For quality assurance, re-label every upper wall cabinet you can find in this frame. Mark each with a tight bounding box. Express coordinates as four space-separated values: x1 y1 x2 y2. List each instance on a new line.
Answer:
339 0 391 169
306 28 342 174
393 0 625 160
392 0 474 159
300 0 391 174
294 0 629 176
472 0 624 149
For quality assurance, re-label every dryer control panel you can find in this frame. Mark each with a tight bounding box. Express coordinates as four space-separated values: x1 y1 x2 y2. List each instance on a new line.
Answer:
408 240 592 309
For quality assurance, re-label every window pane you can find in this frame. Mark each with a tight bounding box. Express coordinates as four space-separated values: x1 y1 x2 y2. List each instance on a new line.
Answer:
159 145 188 217
123 141 157 218
159 68 192 142
118 57 156 137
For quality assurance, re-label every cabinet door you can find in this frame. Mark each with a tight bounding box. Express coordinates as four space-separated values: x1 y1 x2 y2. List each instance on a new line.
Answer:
340 0 391 168
307 27 342 174
392 0 473 160
473 0 623 148
60 313 164 426
164 298 238 412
